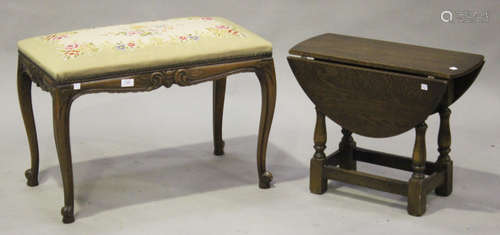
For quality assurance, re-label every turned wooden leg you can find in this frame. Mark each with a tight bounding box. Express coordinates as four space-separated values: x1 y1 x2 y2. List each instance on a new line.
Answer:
436 107 453 196
51 89 75 223
339 128 356 170
17 61 40 187
255 60 276 189
310 108 327 194
213 77 226 156
408 122 427 216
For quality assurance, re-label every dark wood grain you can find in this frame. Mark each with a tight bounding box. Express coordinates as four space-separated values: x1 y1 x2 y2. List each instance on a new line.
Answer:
51 88 75 224
17 61 39 187
290 33 484 217
338 129 356 170
288 56 447 138
435 108 453 196
310 108 327 194
18 53 276 223
354 147 437 175
324 165 409 196
408 122 428 216
289 33 484 79
424 172 445 195
213 77 226 156
255 60 276 189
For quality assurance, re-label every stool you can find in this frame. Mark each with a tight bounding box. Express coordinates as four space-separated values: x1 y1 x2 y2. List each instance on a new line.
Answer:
17 17 276 223
288 33 485 216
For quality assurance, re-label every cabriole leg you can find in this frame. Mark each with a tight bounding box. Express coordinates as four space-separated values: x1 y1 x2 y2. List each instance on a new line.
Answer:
51 89 75 223
255 60 276 189
310 108 327 194
408 122 428 216
213 77 226 156
17 60 40 187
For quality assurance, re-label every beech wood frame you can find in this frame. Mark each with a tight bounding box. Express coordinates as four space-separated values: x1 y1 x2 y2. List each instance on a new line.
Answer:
17 52 276 223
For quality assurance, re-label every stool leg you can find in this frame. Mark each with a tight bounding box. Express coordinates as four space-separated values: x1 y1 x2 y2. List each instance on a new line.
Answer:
255 60 276 189
408 122 427 216
17 62 40 187
213 77 226 156
310 108 327 194
339 128 356 170
436 108 453 196
51 89 75 223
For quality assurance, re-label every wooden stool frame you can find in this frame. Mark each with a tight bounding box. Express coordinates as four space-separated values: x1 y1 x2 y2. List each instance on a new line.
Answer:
17 52 276 223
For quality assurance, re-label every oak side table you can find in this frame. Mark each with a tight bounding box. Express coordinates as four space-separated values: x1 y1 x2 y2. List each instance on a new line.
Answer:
17 17 276 223
288 33 485 216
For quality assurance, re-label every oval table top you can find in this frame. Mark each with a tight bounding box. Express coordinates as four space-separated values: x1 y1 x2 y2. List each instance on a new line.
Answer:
289 33 484 80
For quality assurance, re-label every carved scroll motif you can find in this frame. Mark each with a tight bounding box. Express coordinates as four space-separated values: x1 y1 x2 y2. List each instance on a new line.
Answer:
18 53 271 96
19 56 53 92
150 70 176 88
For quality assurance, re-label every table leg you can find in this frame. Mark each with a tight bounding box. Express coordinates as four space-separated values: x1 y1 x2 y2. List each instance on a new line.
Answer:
408 122 428 216
339 128 356 170
213 77 226 156
436 107 453 196
17 62 40 187
310 108 327 194
255 60 276 189
51 89 75 223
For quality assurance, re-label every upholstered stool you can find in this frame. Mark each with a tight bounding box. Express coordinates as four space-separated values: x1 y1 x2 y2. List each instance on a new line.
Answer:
17 17 276 223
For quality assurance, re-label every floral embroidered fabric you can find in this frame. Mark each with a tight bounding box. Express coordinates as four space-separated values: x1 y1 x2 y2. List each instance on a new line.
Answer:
18 17 272 81
42 17 246 60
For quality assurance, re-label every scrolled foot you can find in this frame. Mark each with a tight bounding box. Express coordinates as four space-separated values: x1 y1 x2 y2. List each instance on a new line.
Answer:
259 171 273 189
213 141 225 156
61 206 75 224
25 169 38 187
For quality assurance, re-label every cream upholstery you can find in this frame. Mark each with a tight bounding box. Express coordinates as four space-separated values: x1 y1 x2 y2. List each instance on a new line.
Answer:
18 17 272 81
